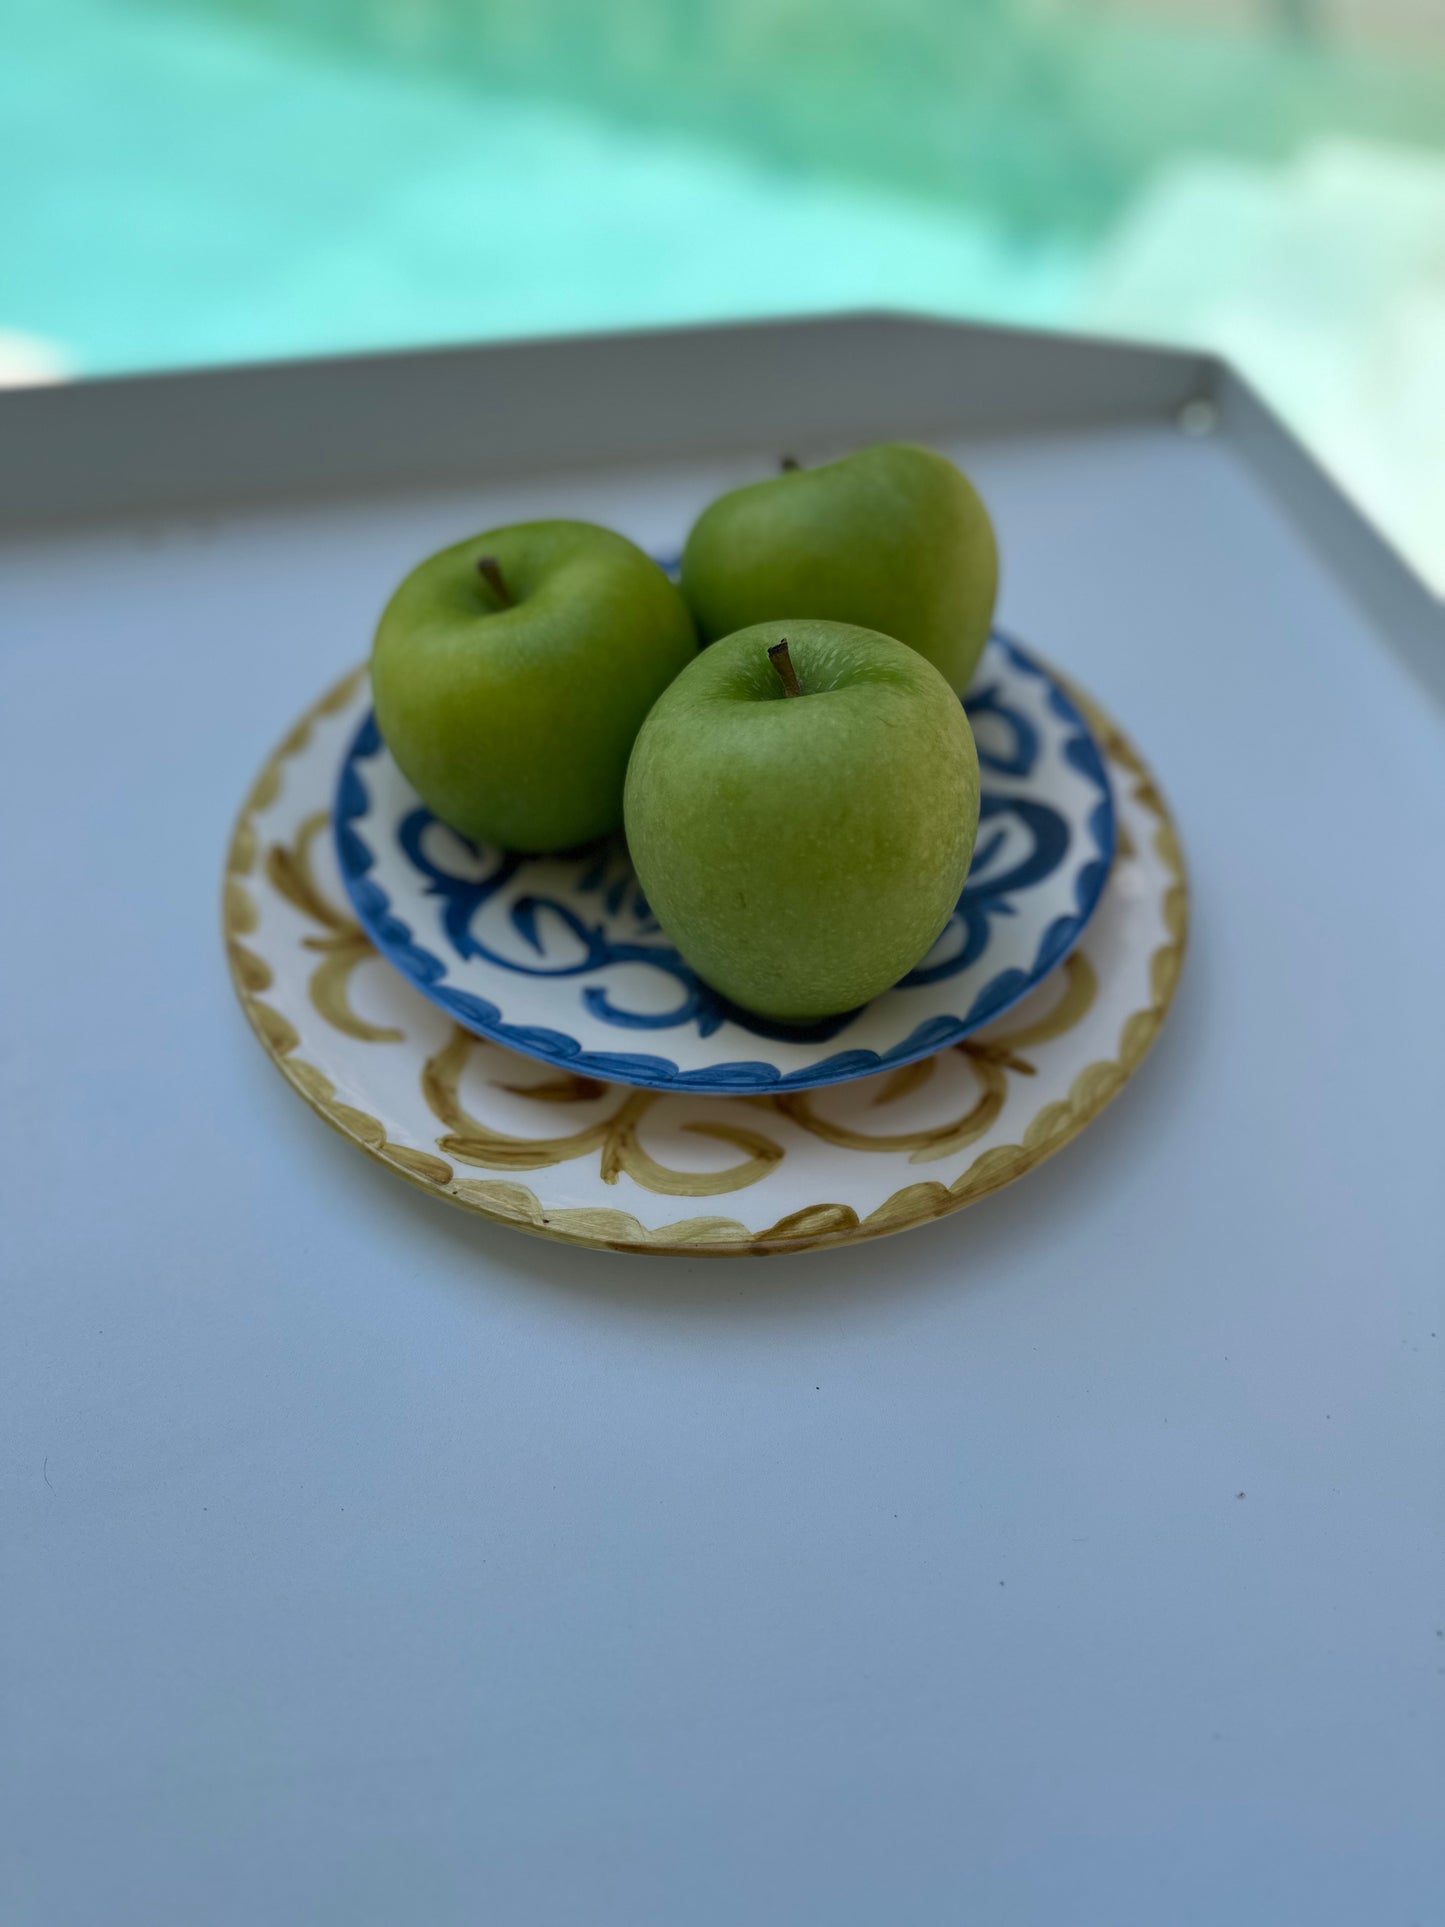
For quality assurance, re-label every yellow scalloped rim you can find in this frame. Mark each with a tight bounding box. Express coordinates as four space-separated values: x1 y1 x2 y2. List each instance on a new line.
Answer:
223 666 1187 1257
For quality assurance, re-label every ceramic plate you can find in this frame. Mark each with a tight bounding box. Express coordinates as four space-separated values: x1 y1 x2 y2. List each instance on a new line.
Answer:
225 665 1184 1257
334 632 1115 1094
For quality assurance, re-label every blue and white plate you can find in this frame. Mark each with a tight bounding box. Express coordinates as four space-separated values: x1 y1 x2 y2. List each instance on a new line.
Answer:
334 632 1114 1095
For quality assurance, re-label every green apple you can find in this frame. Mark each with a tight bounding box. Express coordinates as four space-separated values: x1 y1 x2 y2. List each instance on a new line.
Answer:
681 443 998 693
372 521 696 852
624 620 979 1022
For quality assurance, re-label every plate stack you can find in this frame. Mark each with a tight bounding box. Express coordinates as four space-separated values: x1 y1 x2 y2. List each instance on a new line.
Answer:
225 632 1186 1257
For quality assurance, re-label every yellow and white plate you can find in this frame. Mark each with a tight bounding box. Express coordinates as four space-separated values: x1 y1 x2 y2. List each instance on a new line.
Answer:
225 667 1187 1257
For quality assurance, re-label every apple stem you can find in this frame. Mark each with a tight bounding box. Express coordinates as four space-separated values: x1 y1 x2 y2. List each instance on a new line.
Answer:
780 454 801 471
476 555 511 607
768 637 804 698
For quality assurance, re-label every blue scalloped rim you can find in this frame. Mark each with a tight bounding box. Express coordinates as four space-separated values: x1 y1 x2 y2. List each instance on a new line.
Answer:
333 631 1115 1094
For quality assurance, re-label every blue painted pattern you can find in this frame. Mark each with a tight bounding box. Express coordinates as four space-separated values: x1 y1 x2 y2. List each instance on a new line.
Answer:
334 631 1114 1093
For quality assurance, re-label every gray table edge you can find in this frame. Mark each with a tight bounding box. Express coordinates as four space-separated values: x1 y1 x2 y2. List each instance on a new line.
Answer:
2 311 1440 702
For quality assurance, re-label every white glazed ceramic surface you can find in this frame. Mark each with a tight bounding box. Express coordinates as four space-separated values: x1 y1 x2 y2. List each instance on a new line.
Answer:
225 666 1185 1256
334 632 1115 1094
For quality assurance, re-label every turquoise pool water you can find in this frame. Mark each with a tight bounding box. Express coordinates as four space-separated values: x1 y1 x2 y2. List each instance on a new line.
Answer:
3 0 1442 580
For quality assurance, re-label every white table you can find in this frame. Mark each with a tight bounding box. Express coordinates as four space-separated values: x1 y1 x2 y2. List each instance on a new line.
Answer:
3 318 1442 1925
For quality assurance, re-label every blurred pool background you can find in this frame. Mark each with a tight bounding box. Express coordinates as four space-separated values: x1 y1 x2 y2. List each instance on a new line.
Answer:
3 0 1443 582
